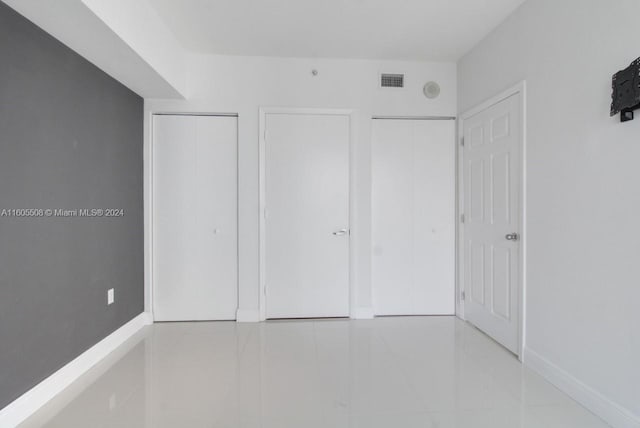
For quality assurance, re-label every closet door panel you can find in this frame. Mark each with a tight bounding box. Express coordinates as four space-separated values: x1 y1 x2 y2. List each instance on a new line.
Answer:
372 119 455 315
153 115 238 321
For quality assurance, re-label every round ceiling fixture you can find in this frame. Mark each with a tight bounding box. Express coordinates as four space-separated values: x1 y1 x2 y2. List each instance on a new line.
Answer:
423 81 441 99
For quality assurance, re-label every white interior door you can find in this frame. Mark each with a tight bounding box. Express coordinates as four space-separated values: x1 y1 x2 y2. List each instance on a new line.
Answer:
462 93 521 354
372 119 455 315
264 112 350 319
153 114 238 321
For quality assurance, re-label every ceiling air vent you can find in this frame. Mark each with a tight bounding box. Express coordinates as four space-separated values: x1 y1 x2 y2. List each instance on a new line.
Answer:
380 73 404 88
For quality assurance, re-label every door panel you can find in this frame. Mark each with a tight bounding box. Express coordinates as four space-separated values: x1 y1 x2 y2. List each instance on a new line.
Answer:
463 94 521 354
264 113 350 319
469 159 485 223
491 152 511 225
491 246 511 320
470 242 485 305
372 119 455 315
153 115 238 321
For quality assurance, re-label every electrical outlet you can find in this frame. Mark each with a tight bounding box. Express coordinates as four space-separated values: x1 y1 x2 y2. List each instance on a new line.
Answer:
107 288 114 305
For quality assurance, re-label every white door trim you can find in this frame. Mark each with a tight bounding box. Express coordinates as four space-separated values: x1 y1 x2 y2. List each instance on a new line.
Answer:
457 81 527 359
148 112 240 322
259 107 357 321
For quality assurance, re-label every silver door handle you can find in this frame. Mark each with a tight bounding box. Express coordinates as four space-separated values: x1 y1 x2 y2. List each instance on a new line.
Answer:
505 233 519 241
333 229 349 236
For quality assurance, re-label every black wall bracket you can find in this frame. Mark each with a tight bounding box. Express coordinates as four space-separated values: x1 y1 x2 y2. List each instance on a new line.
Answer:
621 108 636 122
611 57 640 122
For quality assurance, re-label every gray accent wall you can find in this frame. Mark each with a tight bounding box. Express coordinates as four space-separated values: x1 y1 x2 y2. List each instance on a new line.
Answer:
0 1 144 409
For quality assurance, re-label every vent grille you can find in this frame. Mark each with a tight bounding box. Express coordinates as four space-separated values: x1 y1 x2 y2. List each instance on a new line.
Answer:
380 73 404 88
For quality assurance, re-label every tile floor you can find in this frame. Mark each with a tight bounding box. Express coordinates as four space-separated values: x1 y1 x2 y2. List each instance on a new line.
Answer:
20 316 611 428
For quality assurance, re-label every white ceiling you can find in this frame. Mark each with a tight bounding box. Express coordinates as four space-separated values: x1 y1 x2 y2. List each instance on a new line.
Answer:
148 0 526 61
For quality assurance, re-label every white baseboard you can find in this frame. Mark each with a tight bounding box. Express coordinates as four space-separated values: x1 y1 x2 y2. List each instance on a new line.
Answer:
524 347 640 428
0 312 152 428
351 307 374 319
236 308 375 322
236 309 260 322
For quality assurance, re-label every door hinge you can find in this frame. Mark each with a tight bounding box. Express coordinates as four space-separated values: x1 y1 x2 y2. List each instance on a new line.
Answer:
263 207 269 220
461 291 466 301
460 137 465 147
460 213 465 223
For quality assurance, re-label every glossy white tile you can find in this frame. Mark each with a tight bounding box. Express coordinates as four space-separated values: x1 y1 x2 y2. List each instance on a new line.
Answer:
19 317 611 428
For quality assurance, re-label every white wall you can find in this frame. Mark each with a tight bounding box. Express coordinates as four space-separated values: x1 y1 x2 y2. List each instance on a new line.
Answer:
458 1 640 426
145 54 456 321
81 0 187 96
2 0 187 98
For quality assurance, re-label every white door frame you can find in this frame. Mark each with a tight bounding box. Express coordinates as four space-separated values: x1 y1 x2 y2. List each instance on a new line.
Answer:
259 107 357 321
456 81 527 359
148 112 240 322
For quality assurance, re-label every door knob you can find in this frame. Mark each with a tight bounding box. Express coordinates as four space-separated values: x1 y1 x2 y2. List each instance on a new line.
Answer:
505 233 519 241
333 229 349 236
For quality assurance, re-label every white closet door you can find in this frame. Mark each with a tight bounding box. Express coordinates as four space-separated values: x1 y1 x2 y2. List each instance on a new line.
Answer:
264 113 350 319
153 115 237 321
372 119 455 315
